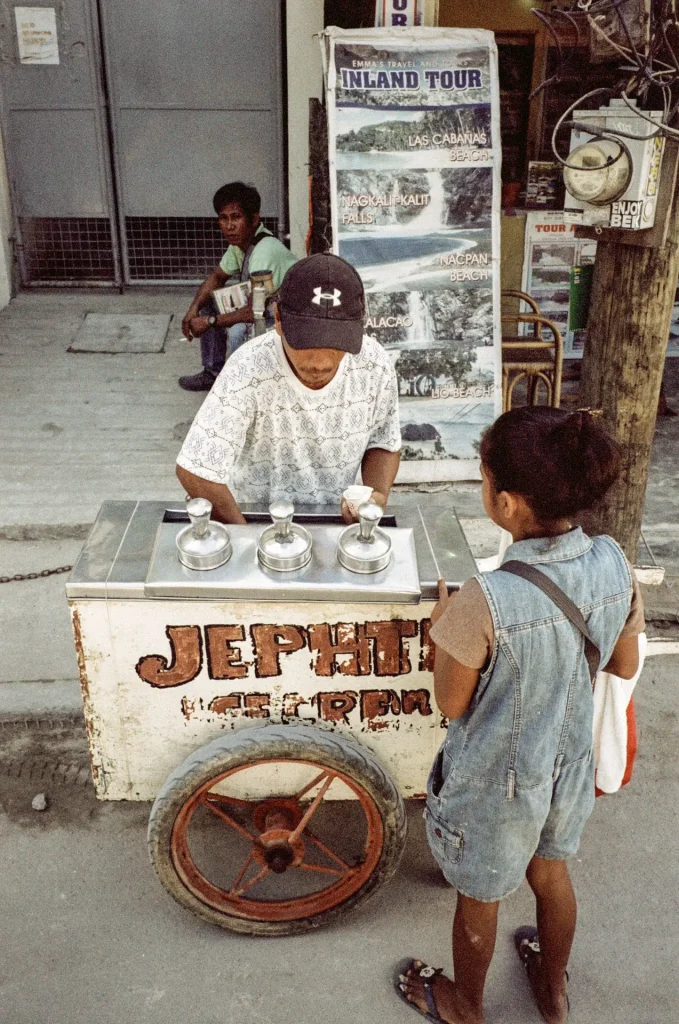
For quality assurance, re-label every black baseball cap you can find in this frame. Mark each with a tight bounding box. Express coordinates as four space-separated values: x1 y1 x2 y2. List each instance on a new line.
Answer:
278 253 365 354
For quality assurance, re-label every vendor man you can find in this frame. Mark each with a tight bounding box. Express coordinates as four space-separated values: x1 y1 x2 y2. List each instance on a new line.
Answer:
178 181 298 392
176 253 402 523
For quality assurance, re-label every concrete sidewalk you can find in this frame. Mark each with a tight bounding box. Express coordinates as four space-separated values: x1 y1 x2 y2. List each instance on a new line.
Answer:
0 288 196 538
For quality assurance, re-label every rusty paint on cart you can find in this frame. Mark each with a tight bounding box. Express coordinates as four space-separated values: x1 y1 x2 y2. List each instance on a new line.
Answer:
70 606 103 789
180 686 434 731
70 598 441 801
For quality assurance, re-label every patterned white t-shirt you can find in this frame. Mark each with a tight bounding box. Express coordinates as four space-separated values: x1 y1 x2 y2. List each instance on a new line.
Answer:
177 330 401 505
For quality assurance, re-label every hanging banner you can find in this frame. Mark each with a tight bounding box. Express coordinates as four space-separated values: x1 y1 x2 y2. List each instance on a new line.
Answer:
375 1 424 27
324 27 502 482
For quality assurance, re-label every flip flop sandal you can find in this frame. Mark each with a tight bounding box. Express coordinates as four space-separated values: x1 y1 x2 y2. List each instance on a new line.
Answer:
393 957 446 1022
514 925 541 967
513 927 570 1016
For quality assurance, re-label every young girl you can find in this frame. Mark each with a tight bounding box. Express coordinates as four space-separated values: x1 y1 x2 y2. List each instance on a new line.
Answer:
395 407 644 1024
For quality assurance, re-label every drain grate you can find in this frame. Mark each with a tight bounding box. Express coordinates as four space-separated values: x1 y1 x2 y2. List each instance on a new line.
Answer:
125 215 280 282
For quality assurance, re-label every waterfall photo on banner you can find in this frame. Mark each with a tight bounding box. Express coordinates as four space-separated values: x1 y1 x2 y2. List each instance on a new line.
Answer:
323 27 502 481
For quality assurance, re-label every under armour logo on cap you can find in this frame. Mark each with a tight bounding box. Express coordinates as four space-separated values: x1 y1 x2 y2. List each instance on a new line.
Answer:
312 286 342 307
278 253 364 354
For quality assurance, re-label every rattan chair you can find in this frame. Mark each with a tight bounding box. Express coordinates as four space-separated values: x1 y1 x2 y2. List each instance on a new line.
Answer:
501 289 564 412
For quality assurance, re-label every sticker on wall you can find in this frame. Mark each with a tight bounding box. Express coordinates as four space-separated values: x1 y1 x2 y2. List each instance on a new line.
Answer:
15 6 59 65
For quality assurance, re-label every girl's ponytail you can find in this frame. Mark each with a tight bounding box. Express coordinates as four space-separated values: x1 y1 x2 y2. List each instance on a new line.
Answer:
549 410 620 516
481 407 620 521
555 409 587 448
551 409 602 457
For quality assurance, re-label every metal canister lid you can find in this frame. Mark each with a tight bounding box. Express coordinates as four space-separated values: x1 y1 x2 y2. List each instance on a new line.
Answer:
257 501 312 572
337 501 392 574
176 497 232 571
250 269 274 292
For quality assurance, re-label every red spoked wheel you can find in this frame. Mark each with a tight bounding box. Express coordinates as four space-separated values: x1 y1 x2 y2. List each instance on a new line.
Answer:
148 724 406 936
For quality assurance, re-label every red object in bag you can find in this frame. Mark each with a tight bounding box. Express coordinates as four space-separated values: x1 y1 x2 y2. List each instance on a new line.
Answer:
595 696 638 797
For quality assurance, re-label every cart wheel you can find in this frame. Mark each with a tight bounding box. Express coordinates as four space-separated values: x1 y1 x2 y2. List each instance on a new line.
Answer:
147 723 406 936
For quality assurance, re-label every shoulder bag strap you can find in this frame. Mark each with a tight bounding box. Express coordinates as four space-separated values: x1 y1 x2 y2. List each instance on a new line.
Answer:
498 560 601 681
239 230 266 283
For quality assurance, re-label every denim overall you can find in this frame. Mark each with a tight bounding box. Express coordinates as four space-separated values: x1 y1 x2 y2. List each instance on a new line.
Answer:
425 528 633 902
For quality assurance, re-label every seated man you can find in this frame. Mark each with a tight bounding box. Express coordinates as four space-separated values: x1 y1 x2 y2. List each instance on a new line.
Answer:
179 180 299 392
177 253 402 522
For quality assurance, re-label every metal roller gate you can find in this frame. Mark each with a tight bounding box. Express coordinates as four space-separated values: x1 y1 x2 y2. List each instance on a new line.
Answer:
0 0 285 286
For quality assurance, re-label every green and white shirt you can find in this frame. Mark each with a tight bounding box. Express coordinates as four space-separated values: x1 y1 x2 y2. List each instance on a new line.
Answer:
219 225 298 288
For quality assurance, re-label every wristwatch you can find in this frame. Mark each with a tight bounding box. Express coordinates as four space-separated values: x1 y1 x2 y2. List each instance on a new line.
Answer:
207 315 217 327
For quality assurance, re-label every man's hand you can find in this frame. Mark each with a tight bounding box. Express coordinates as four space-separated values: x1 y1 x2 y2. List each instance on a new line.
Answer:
183 305 253 342
176 465 247 525
186 315 212 338
340 489 387 524
182 267 229 340
182 307 200 341
430 577 454 626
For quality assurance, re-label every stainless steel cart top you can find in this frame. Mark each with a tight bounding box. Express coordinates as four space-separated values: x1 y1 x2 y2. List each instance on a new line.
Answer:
66 500 478 602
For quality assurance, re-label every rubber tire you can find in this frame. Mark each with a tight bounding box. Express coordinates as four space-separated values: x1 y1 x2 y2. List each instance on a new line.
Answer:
147 722 407 936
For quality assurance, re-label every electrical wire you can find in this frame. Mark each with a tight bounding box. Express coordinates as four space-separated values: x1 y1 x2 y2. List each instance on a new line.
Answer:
568 117 661 141
551 87 628 168
529 8 567 99
620 89 679 136
587 13 635 62
613 0 647 74
553 6 584 47
535 0 679 144
661 15 679 71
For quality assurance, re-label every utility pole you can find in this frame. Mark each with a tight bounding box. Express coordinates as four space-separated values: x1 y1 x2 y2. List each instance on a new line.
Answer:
580 180 679 562
530 3 679 563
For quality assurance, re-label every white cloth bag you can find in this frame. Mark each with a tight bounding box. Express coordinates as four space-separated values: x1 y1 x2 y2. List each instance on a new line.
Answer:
593 632 645 794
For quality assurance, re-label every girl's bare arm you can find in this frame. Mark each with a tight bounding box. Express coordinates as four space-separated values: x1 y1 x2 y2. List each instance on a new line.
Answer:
602 635 640 679
434 647 481 720
430 578 481 719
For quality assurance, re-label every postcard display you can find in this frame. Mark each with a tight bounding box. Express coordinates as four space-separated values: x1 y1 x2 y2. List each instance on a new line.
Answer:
324 27 503 481
522 211 679 357
521 212 596 358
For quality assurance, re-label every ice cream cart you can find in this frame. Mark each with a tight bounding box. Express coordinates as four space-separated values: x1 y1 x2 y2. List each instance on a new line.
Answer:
66 499 476 935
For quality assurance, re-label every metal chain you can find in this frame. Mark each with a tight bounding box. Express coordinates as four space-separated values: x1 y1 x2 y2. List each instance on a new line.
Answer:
0 565 73 584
